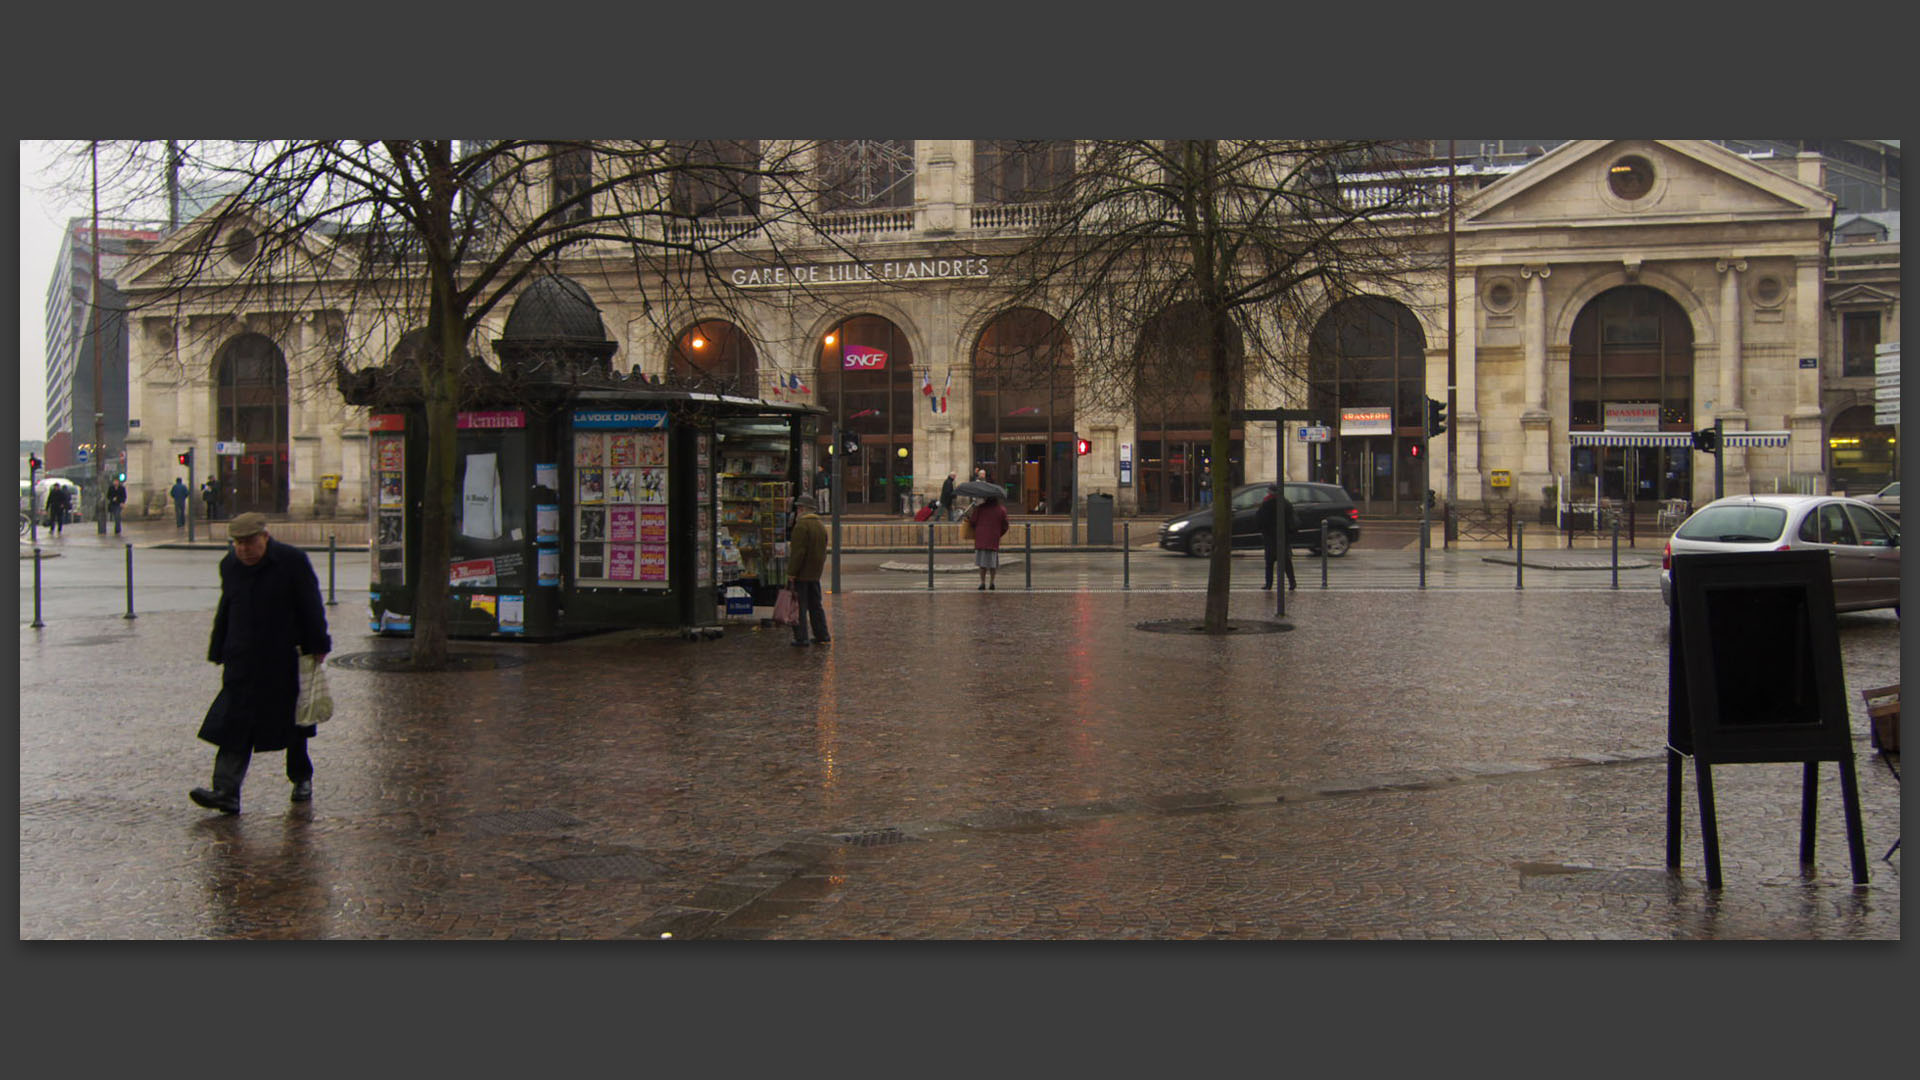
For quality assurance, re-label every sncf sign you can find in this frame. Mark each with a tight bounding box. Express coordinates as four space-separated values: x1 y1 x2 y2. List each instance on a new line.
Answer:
843 346 889 370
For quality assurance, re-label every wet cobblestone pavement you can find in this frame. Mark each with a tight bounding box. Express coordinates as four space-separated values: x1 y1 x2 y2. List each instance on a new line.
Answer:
19 585 1902 939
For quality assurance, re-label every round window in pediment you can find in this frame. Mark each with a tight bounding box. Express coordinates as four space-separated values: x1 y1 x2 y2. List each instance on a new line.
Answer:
225 227 257 267
1607 156 1655 201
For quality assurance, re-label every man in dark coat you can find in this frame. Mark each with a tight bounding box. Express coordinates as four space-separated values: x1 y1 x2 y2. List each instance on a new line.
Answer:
785 494 831 646
45 484 71 535
939 473 957 521
170 477 190 528
107 478 127 535
1256 485 1297 591
189 512 332 814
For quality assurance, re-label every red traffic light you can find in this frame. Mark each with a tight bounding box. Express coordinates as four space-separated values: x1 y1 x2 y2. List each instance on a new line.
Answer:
1075 438 1091 456
1409 444 1421 457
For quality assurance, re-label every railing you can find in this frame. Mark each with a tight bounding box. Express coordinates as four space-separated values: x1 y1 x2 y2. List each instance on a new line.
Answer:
1451 504 1514 545
663 216 762 246
817 209 915 237
968 202 1066 230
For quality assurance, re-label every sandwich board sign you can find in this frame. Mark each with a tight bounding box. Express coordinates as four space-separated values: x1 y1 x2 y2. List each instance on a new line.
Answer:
1666 550 1868 887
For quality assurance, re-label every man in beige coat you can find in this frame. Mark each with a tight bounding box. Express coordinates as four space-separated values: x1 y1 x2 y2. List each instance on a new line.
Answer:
785 494 831 646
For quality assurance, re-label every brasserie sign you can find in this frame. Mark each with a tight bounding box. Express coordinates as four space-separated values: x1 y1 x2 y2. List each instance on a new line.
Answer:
728 257 993 288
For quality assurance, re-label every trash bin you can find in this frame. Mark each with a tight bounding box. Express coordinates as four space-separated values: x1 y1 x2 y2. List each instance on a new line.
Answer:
1086 492 1114 545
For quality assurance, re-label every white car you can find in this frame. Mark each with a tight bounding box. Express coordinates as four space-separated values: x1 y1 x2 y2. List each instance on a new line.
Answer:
1660 494 1900 615
1858 480 1899 520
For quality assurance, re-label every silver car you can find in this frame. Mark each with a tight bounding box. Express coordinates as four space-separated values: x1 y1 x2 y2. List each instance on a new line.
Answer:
1660 494 1901 614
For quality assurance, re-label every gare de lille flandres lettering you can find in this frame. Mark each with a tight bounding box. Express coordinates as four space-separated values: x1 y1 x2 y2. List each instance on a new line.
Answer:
729 258 993 288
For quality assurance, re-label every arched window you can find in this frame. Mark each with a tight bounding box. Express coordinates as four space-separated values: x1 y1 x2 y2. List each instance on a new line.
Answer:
1569 285 1696 504
667 319 758 394
973 140 1074 204
1133 302 1245 515
213 332 290 515
972 308 1075 513
1308 297 1427 513
818 140 915 210
817 315 915 509
550 144 592 224
669 140 760 218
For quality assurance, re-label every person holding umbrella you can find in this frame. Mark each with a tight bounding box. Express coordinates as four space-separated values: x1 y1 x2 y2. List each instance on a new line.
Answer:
953 478 1011 590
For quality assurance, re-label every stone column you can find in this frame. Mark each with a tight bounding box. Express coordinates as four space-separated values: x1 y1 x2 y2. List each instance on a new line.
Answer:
1521 265 1551 415
1454 274 1480 499
1791 254 1826 485
1715 259 1746 415
1520 265 1552 505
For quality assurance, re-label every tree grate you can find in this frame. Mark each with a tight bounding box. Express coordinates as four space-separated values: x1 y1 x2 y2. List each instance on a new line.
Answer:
1135 619 1293 635
1519 868 1678 895
465 808 586 835
527 853 667 882
829 828 921 848
331 651 527 672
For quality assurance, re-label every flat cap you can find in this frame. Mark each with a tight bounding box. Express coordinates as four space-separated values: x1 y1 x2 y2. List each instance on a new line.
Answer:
228 512 269 539
792 494 818 509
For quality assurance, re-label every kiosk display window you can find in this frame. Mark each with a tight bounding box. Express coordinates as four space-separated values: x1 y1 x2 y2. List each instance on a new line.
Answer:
369 415 407 587
715 418 794 589
449 412 530 590
573 409 669 588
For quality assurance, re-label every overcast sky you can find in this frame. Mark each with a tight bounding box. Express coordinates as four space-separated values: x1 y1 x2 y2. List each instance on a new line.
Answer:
19 139 78 444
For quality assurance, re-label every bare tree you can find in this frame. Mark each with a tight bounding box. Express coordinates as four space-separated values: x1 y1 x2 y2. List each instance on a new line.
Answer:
983 139 1447 633
58 139 824 668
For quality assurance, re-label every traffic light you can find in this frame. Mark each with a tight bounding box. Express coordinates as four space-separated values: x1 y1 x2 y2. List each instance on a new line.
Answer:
1075 437 1091 456
1408 443 1421 457
116 471 127 482
840 430 861 456
1690 428 1719 454
28 453 41 475
1425 397 1447 438
177 449 193 467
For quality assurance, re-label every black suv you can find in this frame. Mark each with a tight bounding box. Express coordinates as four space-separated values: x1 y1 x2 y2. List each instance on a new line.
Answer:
1157 482 1360 558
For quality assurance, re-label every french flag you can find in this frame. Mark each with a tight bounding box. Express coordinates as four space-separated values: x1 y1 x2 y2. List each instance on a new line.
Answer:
939 369 951 414
922 369 936 412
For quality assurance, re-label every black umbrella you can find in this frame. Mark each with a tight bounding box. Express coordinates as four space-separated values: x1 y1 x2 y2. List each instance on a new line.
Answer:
954 479 1007 501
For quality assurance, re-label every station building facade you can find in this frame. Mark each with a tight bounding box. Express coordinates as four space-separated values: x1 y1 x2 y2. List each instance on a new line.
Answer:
115 139 1898 524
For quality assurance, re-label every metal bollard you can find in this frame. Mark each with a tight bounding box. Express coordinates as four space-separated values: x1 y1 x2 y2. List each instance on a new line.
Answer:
1122 521 1130 590
1319 520 1329 589
927 521 935 590
1025 522 1033 589
123 543 137 620
1611 516 1620 590
1515 521 1525 590
32 547 45 628
327 534 338 606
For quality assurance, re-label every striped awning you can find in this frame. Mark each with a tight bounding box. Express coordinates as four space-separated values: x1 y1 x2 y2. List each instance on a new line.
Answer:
1568 430 1790 448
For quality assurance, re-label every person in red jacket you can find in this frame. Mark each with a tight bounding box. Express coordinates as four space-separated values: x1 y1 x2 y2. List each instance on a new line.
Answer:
970 495 1010 590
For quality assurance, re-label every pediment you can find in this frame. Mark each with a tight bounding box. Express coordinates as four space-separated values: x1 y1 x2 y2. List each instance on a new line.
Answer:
1461 139 1835 228
118 196 352 293
1828 283 1898 307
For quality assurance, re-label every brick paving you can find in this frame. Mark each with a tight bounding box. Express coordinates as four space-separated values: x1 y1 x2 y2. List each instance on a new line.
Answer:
18 580 1902 939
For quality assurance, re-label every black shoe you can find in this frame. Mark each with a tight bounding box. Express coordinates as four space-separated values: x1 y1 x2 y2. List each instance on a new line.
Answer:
1262 582 1272 590
291 781 313 802
978 584 985 590
792 639 810 646
989 583 995 590
814 638 831 645
189 787 240 814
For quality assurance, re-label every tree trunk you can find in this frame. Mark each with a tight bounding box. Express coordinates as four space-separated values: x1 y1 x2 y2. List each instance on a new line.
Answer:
410 316 459 670
409 144 460 671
